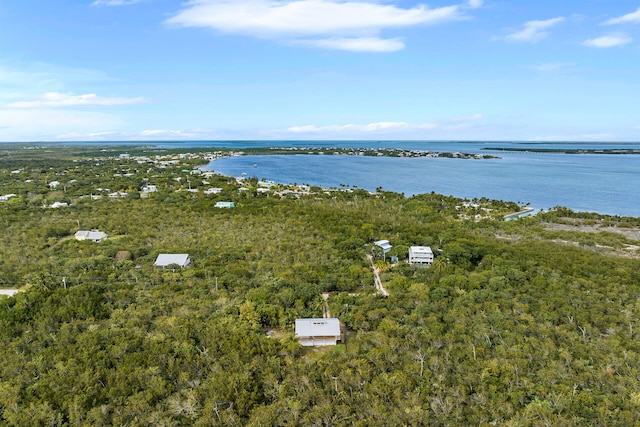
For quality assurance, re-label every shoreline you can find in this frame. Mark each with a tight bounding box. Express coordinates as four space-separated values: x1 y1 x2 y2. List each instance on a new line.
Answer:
203 152 639 219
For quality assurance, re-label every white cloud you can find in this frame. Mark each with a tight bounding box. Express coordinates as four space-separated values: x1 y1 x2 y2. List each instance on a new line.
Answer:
139 129 195 137
0 63 112 104
0 63 150 141
286 114 487 136
504 17 564 43
583 34 632 48
603 7 640 25
53 129 217 141
6 92 146 108
91 0 142 6
0 109 125 141
287 121 437 134
534 133 616 142
450 113 482 122
167 0 479 51
296 37 405 52
533 62 573 72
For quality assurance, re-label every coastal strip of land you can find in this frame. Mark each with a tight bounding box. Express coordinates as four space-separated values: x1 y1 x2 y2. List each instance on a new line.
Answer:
250 146 500 159
484 147 640 154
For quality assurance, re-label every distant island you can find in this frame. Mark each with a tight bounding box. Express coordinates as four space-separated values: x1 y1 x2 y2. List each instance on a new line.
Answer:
245 146 500 159
484 147 640 154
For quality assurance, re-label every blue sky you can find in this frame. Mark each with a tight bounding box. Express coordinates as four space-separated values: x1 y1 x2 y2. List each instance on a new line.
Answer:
1 0 639 141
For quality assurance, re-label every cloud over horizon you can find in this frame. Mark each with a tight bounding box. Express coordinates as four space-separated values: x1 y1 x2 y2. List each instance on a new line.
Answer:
54 128 219 141
287 121 438 135
167 0 481 52
5 92 146 108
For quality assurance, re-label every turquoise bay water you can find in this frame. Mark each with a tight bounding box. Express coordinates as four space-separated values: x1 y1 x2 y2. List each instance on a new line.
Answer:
195 141 640 217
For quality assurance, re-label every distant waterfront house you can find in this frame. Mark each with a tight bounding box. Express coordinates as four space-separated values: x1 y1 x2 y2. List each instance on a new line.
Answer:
0 194 17 202
49 181 60 189
215 201 235 208
295 318 341 347
74 230 107 242
408 246 434 267
154 254 191 269
49 202 68 208
204 188 223 195
257 180 277 188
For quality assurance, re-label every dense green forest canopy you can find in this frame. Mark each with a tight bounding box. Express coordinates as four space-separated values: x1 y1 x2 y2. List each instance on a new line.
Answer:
0 145 639 426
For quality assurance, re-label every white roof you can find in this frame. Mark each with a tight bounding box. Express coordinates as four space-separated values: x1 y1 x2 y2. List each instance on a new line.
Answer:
0 289 21 297
75 230 107 240
374 240 392 251
295 318 340 337
154 253 190 267
409 246 433 254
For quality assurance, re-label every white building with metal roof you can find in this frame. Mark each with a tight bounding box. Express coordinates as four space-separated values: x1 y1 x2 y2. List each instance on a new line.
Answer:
74 230 107 242
374 240 392 253
154 254 191 268
295 318 341 347
409 246 434 267
215 201 235 208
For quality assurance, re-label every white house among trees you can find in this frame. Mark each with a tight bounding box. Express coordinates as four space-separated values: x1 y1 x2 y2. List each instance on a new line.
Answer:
215 201 235 208
154 254 191 268
295 318 341 346
408 246 434 267
74 230 107 242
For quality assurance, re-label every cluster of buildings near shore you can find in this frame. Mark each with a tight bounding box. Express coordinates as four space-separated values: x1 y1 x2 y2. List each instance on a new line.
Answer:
266 146 498 160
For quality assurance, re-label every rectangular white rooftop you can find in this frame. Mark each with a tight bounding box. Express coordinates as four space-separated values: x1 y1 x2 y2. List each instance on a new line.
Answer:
409 246 433 255
75 230 107 242
295 318 340 340
154 253 191 268
374 240 392 252
409 246 434 266
0 289 21 297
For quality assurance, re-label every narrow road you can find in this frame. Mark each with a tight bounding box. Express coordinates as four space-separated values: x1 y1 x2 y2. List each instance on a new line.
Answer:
367 255 389 297
322 293 331 318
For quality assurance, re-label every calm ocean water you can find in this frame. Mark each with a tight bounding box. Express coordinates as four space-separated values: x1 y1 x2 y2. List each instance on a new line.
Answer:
165 141 639 217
